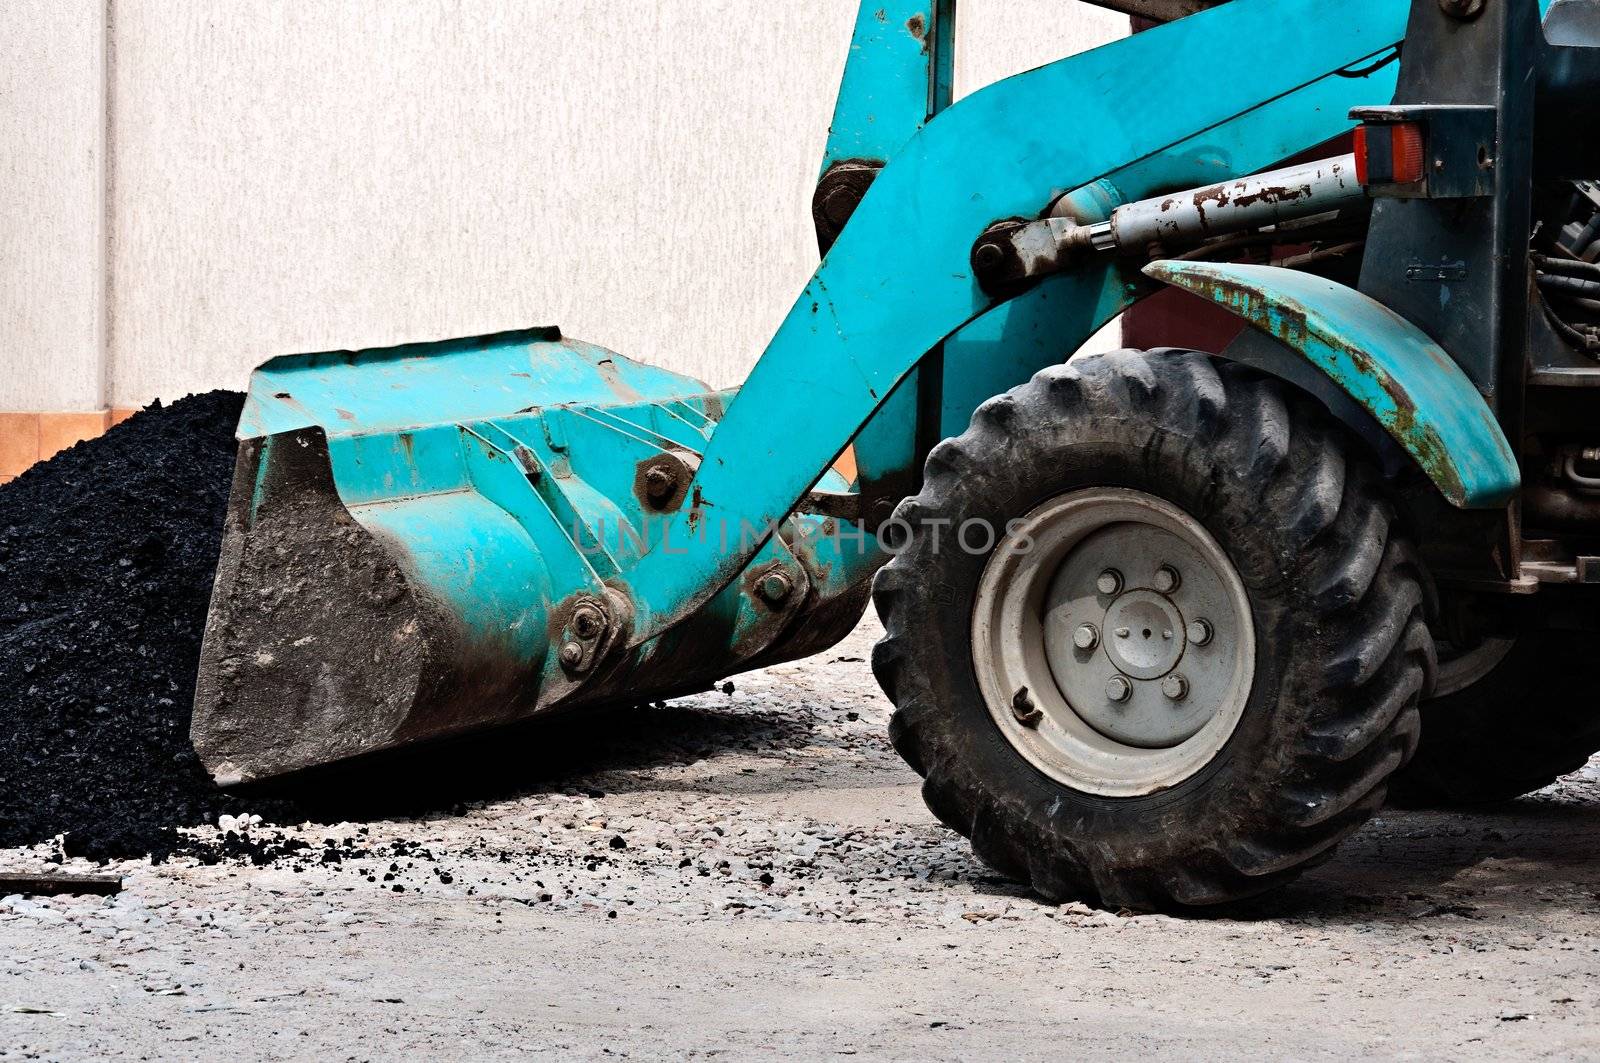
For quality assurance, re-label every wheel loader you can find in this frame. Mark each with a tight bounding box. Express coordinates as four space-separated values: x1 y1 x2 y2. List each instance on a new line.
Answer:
192 0 1600 910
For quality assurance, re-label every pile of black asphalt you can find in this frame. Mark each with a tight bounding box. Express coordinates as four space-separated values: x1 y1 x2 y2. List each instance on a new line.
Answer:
0 391 304 862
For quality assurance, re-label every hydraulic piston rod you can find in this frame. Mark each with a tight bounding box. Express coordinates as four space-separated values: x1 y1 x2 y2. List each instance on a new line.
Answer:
972 153 1364 294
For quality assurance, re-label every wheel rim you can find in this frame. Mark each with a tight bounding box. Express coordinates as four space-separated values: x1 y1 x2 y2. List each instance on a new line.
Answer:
971 488 1256 798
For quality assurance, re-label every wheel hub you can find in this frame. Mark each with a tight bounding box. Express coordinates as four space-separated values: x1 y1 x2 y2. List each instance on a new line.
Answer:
971 488 1256 797
1101 591 1184 679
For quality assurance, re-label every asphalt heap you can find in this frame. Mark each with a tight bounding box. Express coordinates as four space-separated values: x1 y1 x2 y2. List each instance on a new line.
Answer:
0 392 304 862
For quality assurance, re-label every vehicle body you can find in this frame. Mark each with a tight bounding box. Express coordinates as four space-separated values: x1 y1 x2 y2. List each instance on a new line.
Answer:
194 0 1600 909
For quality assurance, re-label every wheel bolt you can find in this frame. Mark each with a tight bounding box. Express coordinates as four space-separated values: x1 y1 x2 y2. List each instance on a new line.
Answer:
1073 623 1099 651
1153 564 1181 594
1162 674 1189 701
1105 675 1133 703
1096 569 1123 596
1186 618 1214 646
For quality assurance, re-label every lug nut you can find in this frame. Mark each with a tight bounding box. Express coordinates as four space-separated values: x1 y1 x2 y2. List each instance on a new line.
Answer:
1186 618 1214 646
1162 674 1189 701
558 641 585 669
1105 675 1133 703
1153 564 1181 594
756 571 793 604
1096 569 1124 597
1073 623 1100 651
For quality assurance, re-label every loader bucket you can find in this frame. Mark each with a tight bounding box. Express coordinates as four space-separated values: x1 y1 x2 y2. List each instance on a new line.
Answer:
192 328 870 785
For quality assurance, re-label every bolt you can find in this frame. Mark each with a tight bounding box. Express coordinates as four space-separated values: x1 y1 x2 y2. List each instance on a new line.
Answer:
572 604 605 639
1162 674 1190 701
757 571 793 605
558 641 585 669
1153 564 1181 594
644 465 676 504
1010 687 1043 727
1073 623 1099 651
1438 0 1485 18
1186 618 1214 647
1096 569 1124 596
974 242 1006 271
1105 675 1133 703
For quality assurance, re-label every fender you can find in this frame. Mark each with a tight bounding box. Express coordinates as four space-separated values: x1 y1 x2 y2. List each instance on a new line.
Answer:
1145 260 1519 509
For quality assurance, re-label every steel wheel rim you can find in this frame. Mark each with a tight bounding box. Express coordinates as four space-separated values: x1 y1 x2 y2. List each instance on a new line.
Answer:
971 488 1256 798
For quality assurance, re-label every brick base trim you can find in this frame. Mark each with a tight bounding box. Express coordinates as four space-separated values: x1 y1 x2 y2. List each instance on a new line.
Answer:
0 409 140 483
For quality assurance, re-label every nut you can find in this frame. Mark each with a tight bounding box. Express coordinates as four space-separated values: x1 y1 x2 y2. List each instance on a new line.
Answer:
1153 565 1181 594
1186 618 1214 647
558 641 585 669
572 604 605 639
644 466 676 504
1073 623 1099 651
1096 569 1124 597
1105 675 1133 703
1161 674 1189 701
756 571 793 605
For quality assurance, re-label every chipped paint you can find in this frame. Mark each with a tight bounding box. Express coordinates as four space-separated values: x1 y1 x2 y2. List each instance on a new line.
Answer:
1146 260 1518 508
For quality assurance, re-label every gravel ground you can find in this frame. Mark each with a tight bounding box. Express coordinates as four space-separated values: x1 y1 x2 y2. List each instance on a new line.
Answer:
4 616 1600 1060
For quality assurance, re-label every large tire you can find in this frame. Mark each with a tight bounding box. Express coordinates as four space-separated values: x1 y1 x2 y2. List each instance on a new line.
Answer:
871 349 1436 910
1390 632 1600 806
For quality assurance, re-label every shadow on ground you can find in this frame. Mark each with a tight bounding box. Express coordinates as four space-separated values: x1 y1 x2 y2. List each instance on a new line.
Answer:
274 696 817 824
1216 796 1600 923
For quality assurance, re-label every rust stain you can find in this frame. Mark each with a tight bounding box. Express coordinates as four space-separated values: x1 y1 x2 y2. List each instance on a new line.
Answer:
1192 273 1468 504
906 12 927 47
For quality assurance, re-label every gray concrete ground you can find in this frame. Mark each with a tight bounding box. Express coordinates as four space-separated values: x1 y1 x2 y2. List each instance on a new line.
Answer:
4 616 1600 1060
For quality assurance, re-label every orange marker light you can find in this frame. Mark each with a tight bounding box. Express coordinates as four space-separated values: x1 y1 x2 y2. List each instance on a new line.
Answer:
1353 121 1426 186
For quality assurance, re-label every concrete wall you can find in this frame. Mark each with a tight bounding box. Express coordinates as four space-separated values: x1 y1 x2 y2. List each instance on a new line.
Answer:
3 1 1125 425
1 0 107 412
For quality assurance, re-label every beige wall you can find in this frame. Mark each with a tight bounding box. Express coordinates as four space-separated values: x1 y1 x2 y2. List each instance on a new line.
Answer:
3 1 1125 414
1 0 107 412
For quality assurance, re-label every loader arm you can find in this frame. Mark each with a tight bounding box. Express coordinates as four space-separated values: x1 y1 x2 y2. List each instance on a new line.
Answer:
622 0 1414 646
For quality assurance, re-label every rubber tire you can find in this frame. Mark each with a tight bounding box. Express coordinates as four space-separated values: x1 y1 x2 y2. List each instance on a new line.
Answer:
871 349 1437 911
1390 632 1600 806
